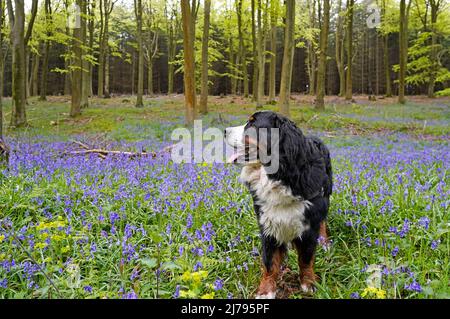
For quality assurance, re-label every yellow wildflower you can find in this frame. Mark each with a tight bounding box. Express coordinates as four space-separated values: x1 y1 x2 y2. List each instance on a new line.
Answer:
61 246 70 253
191 271 208 283
201 292 215 299
179 290 197 298
181 271 192 282
35 242 47 249
361 287 386 299
0 234 5 243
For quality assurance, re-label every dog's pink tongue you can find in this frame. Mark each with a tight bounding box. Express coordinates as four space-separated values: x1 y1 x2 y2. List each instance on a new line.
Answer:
227 152 240 164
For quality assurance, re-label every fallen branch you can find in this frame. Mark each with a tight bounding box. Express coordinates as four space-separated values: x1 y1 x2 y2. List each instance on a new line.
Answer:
64 149 156 159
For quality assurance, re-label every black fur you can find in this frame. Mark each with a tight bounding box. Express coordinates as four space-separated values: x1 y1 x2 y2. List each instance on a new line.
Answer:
244 111 333 278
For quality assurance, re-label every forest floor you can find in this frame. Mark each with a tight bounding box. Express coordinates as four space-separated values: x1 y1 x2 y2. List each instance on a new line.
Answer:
0 95 449 299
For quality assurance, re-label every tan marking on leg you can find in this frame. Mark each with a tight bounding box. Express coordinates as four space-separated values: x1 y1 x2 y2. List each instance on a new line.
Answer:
294 244 317 293
256 249 284 298
319 221 328 242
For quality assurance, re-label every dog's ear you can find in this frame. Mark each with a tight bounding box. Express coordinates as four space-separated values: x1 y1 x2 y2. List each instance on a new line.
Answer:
273 115 328 200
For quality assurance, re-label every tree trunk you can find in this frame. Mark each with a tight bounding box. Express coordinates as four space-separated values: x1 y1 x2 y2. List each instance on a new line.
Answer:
268 0 277 102
251 0 258 101
383 34 392 97
199 0 211 114
315 0 330 110
104 47 111 98
88 0 95 97
335 0 345 97
39 41 50 101
398 0 411 104
236 0 248 98
278 0 295 116
427 2 438 98
181 0 196 125
29 52 39 96
70 0 83 117
147 61 153 96
39 0 51 101
256 0 266 108
9 0 27 127
167 6 177 95
0 0 4 138
135 0 144 107
81 0 89 108
345 0 354 100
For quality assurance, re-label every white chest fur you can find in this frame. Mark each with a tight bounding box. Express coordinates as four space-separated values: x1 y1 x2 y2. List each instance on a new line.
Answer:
240 165 311 244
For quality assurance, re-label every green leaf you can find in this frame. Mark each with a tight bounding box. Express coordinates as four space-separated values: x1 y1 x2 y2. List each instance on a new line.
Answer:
140 258 158 269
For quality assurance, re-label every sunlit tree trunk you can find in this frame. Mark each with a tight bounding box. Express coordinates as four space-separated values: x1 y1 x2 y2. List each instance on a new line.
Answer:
251 0 258 101
39 0 52 101
398 0 411 104
181 0 196 125
81 0 90 108
8 0 38 127
199 0 211 114
268 0 277 103
335 0 345 97
345 0 354 100
315 0 330 110
236 0 248 98
0 0 4 139
278 0 294 117
256 0 267 108
71 0 83 117
135 0 144 107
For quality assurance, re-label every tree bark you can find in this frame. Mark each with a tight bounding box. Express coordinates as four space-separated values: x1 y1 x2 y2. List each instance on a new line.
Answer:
278 0 295 117
135 0 144 107
9 0 27 127
345 0 354 100
427 0 439 98
256 0 266 108
199 0 211 114
29 52 39 96
70 0 83 117
315 0 330 110
81 0 89 107
236 0 248 98
39 0 52 101
398 0 411 104
251 0 258 101
268 0 277 102
181 0 196 125
0 0 4 138
335 0 345 97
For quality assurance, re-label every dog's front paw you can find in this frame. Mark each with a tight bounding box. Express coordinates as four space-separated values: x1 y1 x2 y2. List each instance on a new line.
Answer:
300 283 316 294
255 291 276 299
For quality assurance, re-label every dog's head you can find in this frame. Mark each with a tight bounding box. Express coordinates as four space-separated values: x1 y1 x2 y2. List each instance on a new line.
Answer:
224 111 307 171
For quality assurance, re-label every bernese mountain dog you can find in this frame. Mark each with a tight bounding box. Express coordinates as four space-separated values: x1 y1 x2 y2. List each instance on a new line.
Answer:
225 111 332 299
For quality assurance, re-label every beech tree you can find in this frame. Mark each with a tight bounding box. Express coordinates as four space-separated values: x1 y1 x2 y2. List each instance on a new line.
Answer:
134 0 144 107
7 0 38 127
199 0 211 114
0 0 5 140
345 0 354 101
278 0 294 116
181 0 196 125
315 0 330 110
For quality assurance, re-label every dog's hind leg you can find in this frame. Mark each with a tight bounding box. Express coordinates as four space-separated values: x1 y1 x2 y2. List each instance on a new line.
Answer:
293 233 318 294
319 221 331 251
255 236 286 299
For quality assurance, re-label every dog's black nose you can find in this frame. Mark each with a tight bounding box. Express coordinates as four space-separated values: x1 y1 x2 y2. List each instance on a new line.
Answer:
224 129 228 138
